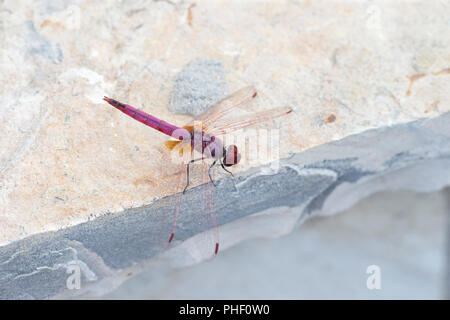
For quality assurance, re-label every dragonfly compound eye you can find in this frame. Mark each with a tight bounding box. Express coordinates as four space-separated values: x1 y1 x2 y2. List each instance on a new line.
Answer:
223 145 241 167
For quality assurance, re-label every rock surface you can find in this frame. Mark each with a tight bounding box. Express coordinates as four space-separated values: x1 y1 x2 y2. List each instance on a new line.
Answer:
0 0 449 298
1 113 450 299
104 189 449 299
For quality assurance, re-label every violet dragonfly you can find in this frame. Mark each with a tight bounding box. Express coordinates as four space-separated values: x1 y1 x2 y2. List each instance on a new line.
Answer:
104 87 292 256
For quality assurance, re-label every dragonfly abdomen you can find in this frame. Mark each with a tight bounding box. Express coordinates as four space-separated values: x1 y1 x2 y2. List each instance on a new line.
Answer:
104 97 180 137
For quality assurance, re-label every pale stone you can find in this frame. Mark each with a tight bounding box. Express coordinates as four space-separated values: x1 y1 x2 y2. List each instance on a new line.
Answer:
0 0 449 298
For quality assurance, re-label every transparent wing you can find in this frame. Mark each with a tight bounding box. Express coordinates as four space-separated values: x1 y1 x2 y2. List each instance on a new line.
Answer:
165 86 291 146
191 86 258 129
206 106 293 136
165 157 219 258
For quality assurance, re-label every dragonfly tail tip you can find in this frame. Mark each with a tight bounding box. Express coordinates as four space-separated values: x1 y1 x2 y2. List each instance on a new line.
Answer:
215 243 219 255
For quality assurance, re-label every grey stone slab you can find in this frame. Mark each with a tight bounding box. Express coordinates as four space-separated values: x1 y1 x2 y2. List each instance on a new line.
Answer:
446 187 450 300
104 189 448 299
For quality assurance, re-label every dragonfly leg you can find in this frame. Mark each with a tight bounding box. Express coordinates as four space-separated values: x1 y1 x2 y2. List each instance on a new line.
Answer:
208 160 217 186
183 158 205 194
220 160 234 178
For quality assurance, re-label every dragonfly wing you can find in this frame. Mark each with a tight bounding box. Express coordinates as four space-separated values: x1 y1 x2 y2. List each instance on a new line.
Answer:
191 86 258 129
165 159 219 258
200 160 219 256
206 106 293 136
164 86 257 149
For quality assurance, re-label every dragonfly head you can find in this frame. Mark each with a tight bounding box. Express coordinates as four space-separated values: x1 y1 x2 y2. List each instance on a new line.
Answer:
223 145 241 167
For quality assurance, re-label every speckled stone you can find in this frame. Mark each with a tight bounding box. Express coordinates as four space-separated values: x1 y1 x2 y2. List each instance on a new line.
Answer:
168 58 229 116
0 0 449 299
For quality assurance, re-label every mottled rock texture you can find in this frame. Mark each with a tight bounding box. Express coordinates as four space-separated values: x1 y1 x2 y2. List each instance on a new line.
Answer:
0 0 449 298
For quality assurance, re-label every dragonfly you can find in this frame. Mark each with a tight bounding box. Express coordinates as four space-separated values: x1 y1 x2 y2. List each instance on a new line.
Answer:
103 86 292 256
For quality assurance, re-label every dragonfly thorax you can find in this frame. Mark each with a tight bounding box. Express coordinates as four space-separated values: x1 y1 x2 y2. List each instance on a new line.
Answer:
191 130 224 160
